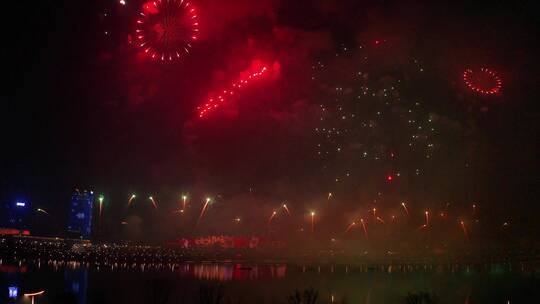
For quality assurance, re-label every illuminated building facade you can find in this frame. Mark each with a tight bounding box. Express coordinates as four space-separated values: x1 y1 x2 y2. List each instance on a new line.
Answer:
1 200 30 231
67 190 94 239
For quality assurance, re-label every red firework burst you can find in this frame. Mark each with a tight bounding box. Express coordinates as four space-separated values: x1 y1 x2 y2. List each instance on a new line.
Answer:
463 68 502 95
198 65 270 118
136 0 199 61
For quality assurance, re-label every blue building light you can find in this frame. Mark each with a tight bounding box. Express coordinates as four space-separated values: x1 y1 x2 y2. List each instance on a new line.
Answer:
67 190 94 239
8 286 18 298
2 201 30 230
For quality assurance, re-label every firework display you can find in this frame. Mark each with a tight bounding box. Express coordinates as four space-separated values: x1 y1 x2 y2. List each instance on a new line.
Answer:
360 219 368 240
98 195 105 221
282 204 291 216
128 194 137 206
198 65 269 118
268 210 277 225
149 196 158 209
4 2 538 303
344 222 356 233
463 68 502 95
182 194 188 209
195 197 212 227
82 43 514 250
135 0 199 61
10 183 519 262
401 202 410 218
36 208 50 215
312 46 449 194
310 211 316 233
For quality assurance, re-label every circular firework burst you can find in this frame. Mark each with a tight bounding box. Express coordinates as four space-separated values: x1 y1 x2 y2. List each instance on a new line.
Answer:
463 68 502 95
136 0 199 61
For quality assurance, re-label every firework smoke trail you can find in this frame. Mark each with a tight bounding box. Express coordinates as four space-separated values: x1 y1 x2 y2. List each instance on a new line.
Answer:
268 210 277 225
98 195 104 222
401 202 410 217
36 208 49 215
196 198 211 227
360 219 368 240
128 194 136 207
345 222 356 233
182 195 188 210
149 196 158 209
460 221 469 240
310 211 316 233
282 204 291 216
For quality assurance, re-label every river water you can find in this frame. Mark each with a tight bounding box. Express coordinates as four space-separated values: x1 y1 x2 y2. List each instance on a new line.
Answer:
1 261 538 303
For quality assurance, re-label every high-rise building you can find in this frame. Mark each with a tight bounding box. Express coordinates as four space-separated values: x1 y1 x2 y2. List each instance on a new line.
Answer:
67 190 94 239
1 200 30 231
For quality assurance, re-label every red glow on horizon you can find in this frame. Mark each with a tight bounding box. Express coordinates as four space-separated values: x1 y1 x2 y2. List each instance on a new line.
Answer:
0 228 30 236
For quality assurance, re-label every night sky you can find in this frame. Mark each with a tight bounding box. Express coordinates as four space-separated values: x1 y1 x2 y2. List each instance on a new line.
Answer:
2 1 538 241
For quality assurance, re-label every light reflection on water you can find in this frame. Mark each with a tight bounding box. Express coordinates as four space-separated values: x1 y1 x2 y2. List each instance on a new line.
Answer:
189 263 287 281
1 261 537 303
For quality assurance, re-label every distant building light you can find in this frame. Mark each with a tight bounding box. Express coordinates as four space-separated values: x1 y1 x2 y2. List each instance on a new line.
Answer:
15 202 26 207
9 286 18 298
71 282 80 293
